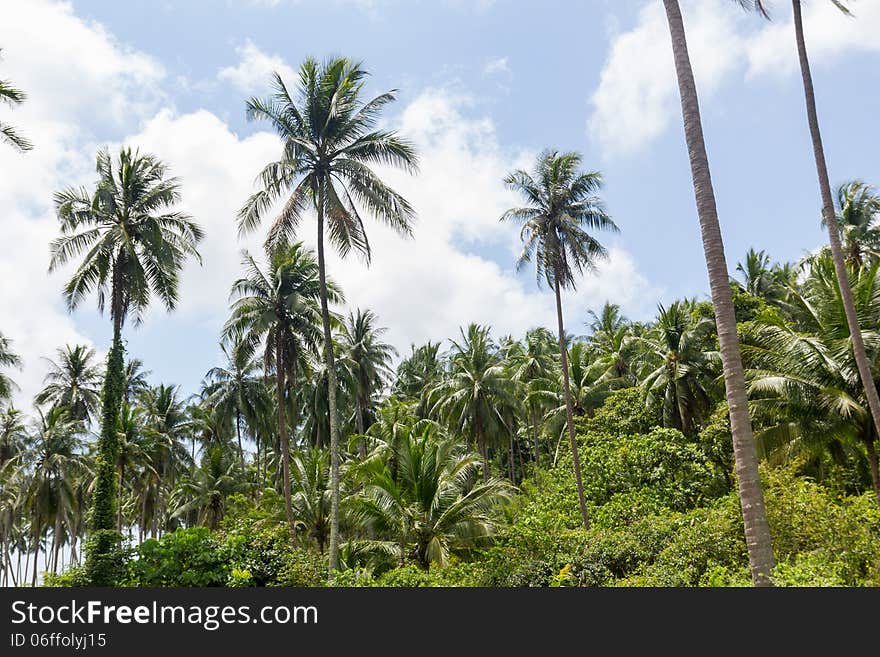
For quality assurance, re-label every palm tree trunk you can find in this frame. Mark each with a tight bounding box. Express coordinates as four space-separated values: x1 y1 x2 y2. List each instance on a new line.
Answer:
663 0 775 586
31 514 40 587
793 0 880 507
356 396 367 459
316 189 342 574
117 463 124 533
51 514 62 575
554 276 590 531
531 407 542 490
476 423 490 482
276 334 297 549
236 409 245 474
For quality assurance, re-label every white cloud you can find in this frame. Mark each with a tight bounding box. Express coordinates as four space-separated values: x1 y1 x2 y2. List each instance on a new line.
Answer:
483 57 510 76
588 2 743 158
0 0 166 406
589 0 880 158
217 40 297 95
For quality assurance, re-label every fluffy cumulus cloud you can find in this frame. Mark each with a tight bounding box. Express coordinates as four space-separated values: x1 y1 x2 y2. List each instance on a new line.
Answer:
588 0 880 157
217 40 297 95
0 0 657 404
0 0 166 405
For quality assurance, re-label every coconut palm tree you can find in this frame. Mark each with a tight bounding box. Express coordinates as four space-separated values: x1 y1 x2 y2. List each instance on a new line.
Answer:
0 50 31 152
636 302 719 436
238 58 418 571
172 446 241 531
500 150 618 531
430 324 519 481
0 407 26 471
0 332 21 402
122 358 151 405
339 308 397 456
289 447 332 553
393 342 444 417
350 423 512 571
735 249 778 301
746 256 880 505
661 0 775 586
825 180 880 268
49 147 203 582
203 342 273 473
35 345 102 424
224 243 340 548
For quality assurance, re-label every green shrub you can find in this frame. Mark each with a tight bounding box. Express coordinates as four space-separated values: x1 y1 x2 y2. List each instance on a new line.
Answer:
127 527 230 587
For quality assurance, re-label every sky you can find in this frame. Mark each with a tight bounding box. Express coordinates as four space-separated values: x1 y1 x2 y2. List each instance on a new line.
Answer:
1 0 879 407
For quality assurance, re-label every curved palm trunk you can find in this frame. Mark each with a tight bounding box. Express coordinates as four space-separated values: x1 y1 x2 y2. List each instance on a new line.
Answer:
275 334 297 549
793 0 880 509
554 277 590 531
316 194 342 574
864 435 880 507
663 0 775 586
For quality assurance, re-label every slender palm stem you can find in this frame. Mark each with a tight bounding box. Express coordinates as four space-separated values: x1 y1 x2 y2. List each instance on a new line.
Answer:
663 0 775 586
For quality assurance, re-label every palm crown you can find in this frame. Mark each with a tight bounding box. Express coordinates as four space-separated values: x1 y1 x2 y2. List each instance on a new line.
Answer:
501 150 618 290
49 147 204 329
238 58 419 254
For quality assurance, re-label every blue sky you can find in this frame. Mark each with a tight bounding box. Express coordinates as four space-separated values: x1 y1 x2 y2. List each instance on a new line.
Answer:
1 0 879 405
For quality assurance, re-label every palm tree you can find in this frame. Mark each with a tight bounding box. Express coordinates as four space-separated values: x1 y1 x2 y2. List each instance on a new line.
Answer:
23 407 84 585
289 447 332 553
122 358 151 405
746 256 880 505
35 345 102 424
49 147 203 582
172 446 241 530
0 49 32 152
0 407 26 471
339 308 397 456
505 328 558 474
636 302 719 436
735 249 777 300
203 342 273 473
394 342 444 416
662 0 775 586
0 332 22 402
351 423 512 571
224 243 340 548
238 59 418 572
826 181 880 268
500 149 618 531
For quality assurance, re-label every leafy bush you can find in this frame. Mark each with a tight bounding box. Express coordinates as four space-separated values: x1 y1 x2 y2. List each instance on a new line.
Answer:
127 527 230 586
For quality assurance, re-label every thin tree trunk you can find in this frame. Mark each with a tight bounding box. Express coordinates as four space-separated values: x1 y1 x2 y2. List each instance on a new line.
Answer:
476 424 490 482
51 514 62 575
356 396 367 459
531 408 542 490
663 0 775 586
117 463 124 533
316 191 342 574
554 277 590 531
276 334 297 549
508 432 516 483
31 516 40 587
793 0 880 510
236 409 245 474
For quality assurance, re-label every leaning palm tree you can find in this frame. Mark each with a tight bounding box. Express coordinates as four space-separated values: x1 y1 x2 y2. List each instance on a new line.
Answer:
237 58 418 572
35 344 102 424
0 332 21 402
49 147 203 583
500 149 618 530
224 243 340 548
338 308 397 456
661 0 776 586
826 180 880 268
0 49 32 152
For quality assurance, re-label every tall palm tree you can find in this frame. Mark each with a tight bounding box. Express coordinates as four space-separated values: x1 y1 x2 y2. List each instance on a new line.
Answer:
735 248 777 300
49 147 203 582
501 149 618 530
224 243 340 548
238 59 418 572
0 332 21 402
430 324 519 481
393 342 444 416
203 342 273 473
339 308 397 456
826 180 880 268
171 446 242 531
351 423 512 571
0 407 26 471
0 49 32 152
662 0 775 586
35 345 102 424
